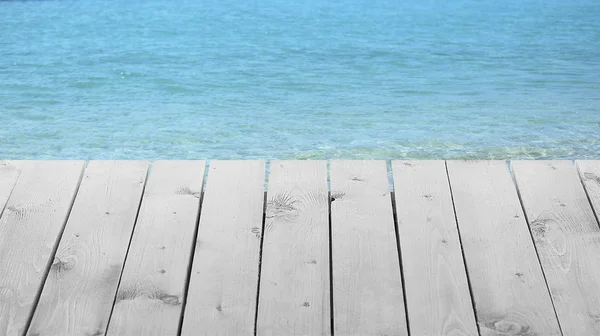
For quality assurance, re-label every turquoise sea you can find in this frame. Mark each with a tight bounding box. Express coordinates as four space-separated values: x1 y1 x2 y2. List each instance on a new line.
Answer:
1 0 599 160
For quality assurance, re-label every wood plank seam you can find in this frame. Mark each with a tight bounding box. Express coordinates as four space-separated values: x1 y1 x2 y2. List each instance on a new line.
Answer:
182 160 265 335
176 188 206 336
327 190 334 336
22 163 86 336
443 160 482 336
252 186 268 336
390 190 412 336
103 161 205 335
387 170 412 336
576 162 600 230
448 160 563 335
103 166 151 334
330 160 408 335
327 162 334 336
512 160 600 334
509 161 565 336
172 162 210 336
325 161 335 336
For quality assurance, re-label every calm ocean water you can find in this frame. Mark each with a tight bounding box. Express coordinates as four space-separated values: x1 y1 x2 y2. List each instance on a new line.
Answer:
1 0 599 160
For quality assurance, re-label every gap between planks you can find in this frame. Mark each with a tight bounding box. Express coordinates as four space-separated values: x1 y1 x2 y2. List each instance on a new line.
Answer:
4 160 598 336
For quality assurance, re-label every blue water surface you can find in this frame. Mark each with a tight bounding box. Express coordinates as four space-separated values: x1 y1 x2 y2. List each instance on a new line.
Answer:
1 0 599 159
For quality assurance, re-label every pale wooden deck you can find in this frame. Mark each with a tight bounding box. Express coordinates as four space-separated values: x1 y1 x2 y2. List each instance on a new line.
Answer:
0 160 599 336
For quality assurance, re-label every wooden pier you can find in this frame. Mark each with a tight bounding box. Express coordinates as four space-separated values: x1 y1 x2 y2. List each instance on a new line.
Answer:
1 160 599 336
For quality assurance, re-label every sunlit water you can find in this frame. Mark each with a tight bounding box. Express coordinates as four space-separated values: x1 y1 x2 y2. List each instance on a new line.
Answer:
1 0 599 159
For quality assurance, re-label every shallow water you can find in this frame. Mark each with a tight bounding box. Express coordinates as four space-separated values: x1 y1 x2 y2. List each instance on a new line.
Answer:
1 0 599 159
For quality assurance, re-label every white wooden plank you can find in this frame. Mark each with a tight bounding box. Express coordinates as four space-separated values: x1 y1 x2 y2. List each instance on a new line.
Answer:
0 161 85 336
392 160 478 335
27 161 148 336
107 161 205 336
512 160 600 335
447 160 561 336
257 160 330 335
0 161 21 214
330 160 408 336
181 160 265 336
577 160 600 218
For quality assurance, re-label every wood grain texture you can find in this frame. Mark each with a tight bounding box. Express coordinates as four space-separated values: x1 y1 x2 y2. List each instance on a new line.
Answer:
181 160 265 336
446 160 561 336
257 160 330 336
577 160 600 218
107 161 205 336
27 161 148 336
392 160 477 336
512 160 600 335
0 161 21 215
330 160 408 336
0 161 85 336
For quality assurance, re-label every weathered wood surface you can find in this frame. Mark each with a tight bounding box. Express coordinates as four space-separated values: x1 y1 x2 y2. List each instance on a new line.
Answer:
257 161 330 336
0 161 85 336
1 159 600 335
330 160 408 336
181 161 265 336
392 160 477 336
107 161 205 336
0 161 21 213
513 160 600 335
447 160 561 336
27 161 148 336
577 160 600 218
